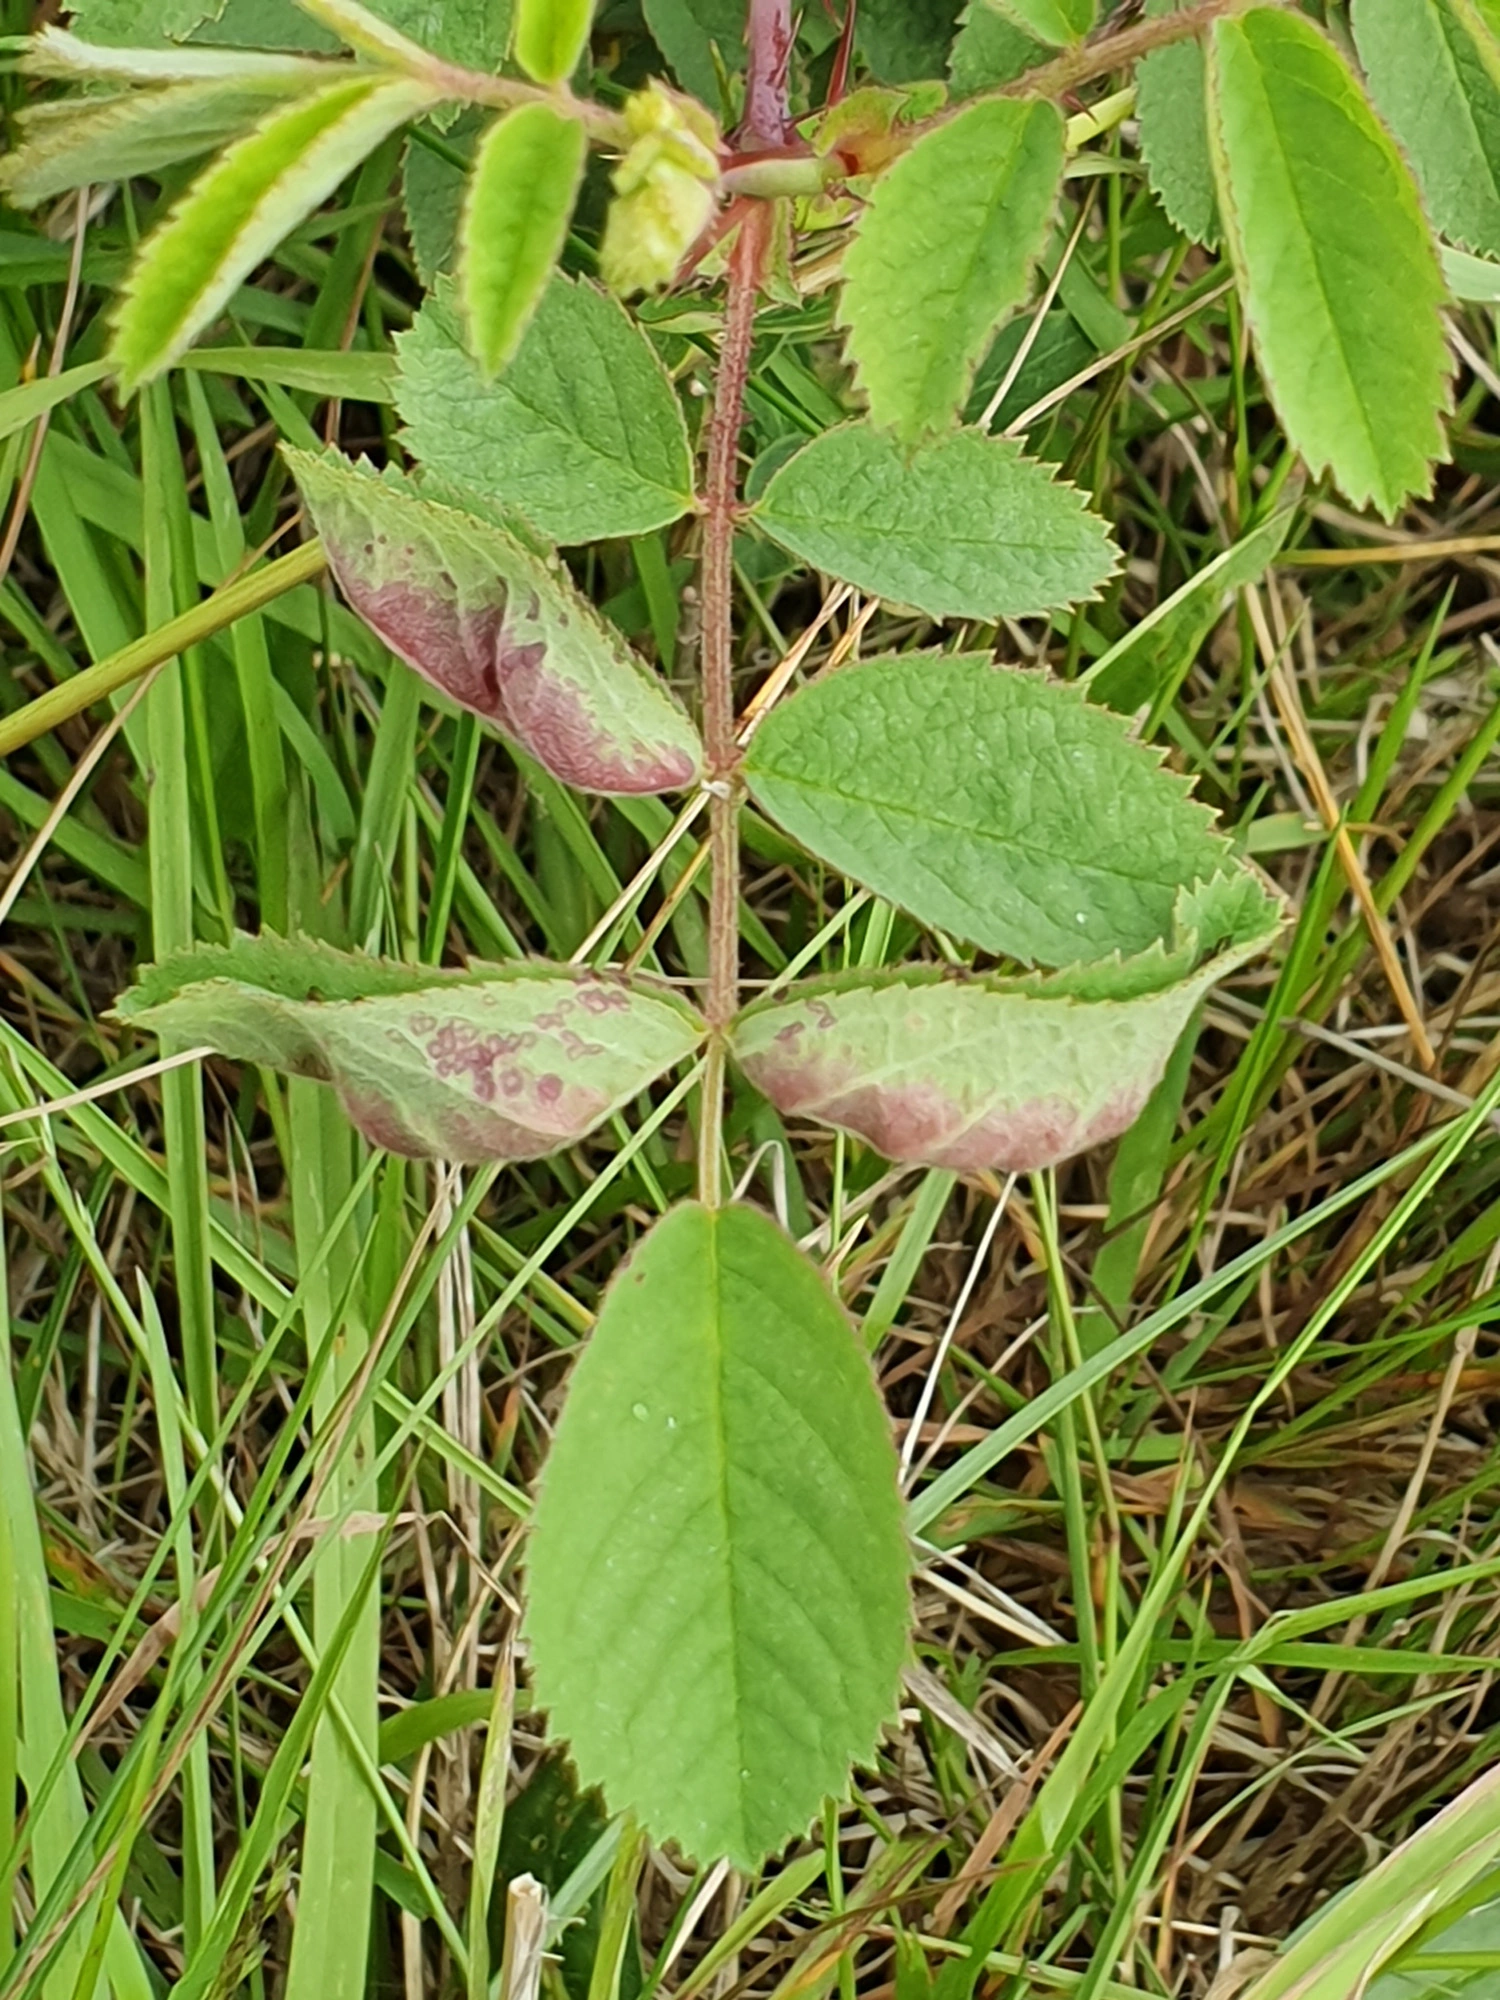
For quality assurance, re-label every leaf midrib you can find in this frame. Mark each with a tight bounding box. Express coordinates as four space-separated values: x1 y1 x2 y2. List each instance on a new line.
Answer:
754 762 1216 932
1221 20 1383 490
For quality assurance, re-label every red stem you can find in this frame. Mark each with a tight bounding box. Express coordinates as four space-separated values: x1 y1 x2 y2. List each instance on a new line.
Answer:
741 0 793 148
697 203 766 1201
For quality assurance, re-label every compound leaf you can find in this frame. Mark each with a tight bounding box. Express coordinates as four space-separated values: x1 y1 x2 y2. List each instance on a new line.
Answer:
525 1201 909 1869
731 931 1273 1173
1353 0 1500 258
989 0 1095 47
516 0 594 82
396 276 695 542
460 104 587 378
743 654 1251 964
1137 0 1219 247
115 933 704 1163
285 447 703 794
1207 7 1450 517
839 96 1064 443
109 74 437 393
751 424 1115 620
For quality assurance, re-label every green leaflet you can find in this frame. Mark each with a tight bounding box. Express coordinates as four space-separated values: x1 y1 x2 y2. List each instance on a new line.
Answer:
642 0 744 104
742 654 1268 965
299 0 512 73
516 0 594 82
751 423 1115 619
948 3 1043 95
109 74 437 394
730 928 1273 1173
839 97 1064 443
114 933 705 1163
989 0 1095 47
285 447 703 795
524 1201 909 1869
460 105 587 378
395 277 696 543
1137 0 1219 248
1353 0 1500 258
402 110 481 286
1207 8 1451 519
858 0 965 83
0 75 326 208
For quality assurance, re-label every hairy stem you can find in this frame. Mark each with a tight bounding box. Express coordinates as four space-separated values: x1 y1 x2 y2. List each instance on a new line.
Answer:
999 0 1286 104
697 203 766 1204
741 0 793 148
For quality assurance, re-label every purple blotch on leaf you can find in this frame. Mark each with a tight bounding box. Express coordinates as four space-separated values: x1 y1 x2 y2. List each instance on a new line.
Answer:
741 1049 1150 1173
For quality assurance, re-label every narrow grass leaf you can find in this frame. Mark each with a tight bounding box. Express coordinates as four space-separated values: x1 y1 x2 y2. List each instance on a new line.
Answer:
114 933 706 1162
1207 8 1451 516
525 1202 909 1869
516 0 595 81
743 654 1264 963
460 104 587 378
110 75 437 393
1353 0 1500 257
1084 481 1301 714
1239 1765 1500 1999
731 930 1274 1173
396 276 695 541
751 424 1116 619
286 447 703 792
839 97 1063 442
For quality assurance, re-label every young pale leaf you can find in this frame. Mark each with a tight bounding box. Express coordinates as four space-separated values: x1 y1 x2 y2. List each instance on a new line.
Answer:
752 430 1120 624
0 77 322 208
516 0 594 82
285 447 703 794
731 938 1271 1173
460 105 587 379
990 0 1095 47
838 97 1063 443
1208 8 1451 518
395 277 695 542
115 933 704 1163
109 75 437 394
525 1201 909 1869
743 654 1246 964
751 424 1116 619
1353 0 1500 258
20 23 331 82
1137 0 1219 247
